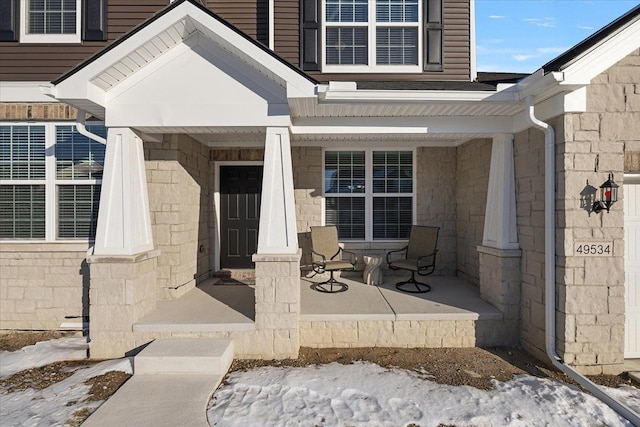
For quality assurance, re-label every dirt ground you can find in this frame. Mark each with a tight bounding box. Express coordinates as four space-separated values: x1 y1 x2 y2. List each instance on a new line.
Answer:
1 332 638 425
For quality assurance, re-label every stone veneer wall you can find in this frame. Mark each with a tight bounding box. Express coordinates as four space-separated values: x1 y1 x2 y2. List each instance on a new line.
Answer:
145 134 211 299
514 126 547 362
455 139 491 285
0 244 90 330
0 103 76 120
553 49 639 374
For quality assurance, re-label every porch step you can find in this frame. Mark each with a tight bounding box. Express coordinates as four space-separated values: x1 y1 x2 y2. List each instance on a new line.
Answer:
213 269 255 282
134 338 234 375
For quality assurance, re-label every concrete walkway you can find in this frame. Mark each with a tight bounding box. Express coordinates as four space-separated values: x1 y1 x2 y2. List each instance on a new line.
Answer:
82 338 233 427
82 374 222 427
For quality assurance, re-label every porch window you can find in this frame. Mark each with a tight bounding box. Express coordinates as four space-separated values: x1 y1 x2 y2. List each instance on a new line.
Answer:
324 149 414 240
0 123 105 241
19 0 82 43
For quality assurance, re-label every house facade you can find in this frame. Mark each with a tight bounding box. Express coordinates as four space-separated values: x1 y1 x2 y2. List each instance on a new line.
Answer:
0 0 638 375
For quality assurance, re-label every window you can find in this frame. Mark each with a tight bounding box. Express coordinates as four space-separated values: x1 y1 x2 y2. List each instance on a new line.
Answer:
19 0 82 43
323 0 421 72
0 123 106 241
324 149 414 240
300 0 442 72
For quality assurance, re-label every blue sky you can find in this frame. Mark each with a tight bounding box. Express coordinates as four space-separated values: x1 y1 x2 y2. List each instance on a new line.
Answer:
475 0 639 73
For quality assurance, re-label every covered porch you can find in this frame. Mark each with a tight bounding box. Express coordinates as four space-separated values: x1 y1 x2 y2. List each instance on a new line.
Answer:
132 272 509 355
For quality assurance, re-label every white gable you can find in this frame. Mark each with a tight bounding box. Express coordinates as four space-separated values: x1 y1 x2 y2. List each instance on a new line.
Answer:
106 36 289 128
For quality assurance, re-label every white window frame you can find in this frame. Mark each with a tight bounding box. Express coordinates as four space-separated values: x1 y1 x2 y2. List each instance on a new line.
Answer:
322 0 422 73
19 0 82 44
322 148 416 242
0 122 104 243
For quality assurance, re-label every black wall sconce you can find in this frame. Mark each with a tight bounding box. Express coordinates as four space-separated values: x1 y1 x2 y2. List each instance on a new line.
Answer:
592 173 619 214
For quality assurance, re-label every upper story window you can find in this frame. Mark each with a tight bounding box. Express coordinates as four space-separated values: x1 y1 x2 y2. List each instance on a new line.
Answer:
301 0 442 73
19 0 82 43
323 0 420 72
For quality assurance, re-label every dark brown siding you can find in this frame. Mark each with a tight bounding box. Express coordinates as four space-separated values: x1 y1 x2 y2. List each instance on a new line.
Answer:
279 0 471 82
0 0 170 81
207 0 266 45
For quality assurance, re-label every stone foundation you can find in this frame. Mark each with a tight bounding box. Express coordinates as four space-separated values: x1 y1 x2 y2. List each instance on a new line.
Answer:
87 250 159 358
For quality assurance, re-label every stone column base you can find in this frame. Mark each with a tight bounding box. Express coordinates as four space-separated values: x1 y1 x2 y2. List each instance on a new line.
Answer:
87 250 160 359
251 251 301 359
477 245 521 345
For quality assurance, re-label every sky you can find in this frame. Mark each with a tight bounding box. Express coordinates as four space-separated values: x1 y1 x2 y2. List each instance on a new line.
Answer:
475 0 639 73
1 336 639 426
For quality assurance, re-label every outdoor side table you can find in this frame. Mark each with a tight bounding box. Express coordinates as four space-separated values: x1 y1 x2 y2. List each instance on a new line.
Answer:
363 255 384 285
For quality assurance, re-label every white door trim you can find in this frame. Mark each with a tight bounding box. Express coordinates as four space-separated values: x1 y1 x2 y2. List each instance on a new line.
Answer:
624 173 640 358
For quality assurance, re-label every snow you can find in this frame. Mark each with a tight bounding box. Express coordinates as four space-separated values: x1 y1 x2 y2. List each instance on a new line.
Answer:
2 337 639 427
207 362 640 427
0 338 133 427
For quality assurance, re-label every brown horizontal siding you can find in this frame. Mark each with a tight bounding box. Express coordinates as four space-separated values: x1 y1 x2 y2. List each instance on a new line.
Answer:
297 0 471 83
274 0 300 66
0 0 170 81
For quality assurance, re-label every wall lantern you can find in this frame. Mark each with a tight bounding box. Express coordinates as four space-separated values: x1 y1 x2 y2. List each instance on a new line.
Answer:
592 173 619 214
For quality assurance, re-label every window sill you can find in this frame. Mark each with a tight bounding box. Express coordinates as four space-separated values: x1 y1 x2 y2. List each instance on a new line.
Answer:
322 65 422 74
0 241 93 252
19 34 82 44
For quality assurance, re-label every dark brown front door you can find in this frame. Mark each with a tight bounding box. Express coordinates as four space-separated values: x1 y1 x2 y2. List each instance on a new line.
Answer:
220 166 262 268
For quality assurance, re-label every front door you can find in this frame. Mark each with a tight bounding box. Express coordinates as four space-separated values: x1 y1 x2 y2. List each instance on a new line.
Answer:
624 179 640 357
220 166 263 268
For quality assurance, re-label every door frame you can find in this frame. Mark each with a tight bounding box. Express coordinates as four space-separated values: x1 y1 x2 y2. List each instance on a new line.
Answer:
213 161 264 272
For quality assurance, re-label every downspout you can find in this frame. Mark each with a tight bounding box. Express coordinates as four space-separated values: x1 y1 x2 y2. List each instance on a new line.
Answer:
75 108 106 145
524 96 640 426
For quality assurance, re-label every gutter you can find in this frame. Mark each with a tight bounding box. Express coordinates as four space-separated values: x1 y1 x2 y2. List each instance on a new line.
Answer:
75 109 106 145
524 96 640 426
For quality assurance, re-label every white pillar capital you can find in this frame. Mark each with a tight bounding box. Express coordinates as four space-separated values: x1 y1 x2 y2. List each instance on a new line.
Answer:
92 127 154 256
482 133 519 250
257 127 298 254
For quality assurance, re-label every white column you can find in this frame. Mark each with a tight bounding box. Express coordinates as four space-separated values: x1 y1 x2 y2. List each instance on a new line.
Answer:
482 133 519 250
257 127 298 254
92 127 154 256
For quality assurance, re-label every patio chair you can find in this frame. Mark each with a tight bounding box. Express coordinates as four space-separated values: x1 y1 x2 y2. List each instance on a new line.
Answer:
310 226 356 293
386 225 439 293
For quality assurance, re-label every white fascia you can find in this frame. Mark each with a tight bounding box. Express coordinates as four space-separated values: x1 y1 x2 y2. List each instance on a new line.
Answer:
0 82 58 102
318 83 519 103
561 17 640 86
469 0 477 82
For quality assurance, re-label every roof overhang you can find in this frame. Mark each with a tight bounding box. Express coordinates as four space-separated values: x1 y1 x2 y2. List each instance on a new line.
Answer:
46 0 317 122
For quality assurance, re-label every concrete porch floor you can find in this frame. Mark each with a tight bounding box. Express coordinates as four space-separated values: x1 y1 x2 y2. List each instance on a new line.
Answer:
134 273 502 332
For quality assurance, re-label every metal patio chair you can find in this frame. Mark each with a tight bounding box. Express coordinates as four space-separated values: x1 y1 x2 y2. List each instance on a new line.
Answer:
310 226 356 293
386 225 439 293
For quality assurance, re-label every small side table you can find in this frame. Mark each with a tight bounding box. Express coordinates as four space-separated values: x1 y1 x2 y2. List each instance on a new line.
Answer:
363 255 384 285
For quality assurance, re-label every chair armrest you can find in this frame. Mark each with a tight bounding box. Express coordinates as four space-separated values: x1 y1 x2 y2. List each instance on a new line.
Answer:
339 248 357 266
311 250 327 268
386 246 408 264
417 250 438 266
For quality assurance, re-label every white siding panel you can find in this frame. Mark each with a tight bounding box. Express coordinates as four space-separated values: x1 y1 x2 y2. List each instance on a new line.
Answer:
624 182 640 358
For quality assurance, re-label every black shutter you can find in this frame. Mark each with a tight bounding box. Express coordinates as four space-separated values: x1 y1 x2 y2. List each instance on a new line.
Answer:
0 0 18 42
424 0 443 71
83 0 107 41
300 0 320 71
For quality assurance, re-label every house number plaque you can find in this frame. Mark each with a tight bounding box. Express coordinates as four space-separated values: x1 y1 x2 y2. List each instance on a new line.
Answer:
574 241 613 257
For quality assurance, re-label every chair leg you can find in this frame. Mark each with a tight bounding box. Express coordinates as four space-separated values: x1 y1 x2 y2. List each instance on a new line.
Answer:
395 271 431 293
314 270 349 293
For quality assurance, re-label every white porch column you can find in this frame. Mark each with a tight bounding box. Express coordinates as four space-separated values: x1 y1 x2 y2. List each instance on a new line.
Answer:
482 133 519 250
257 127 298 254
477 133 521 346
93 127 154 256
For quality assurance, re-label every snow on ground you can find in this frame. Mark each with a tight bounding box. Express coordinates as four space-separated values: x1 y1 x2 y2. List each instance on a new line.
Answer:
0 337 89 377
0 338 133 427
2 337 639 426
208 362 640 427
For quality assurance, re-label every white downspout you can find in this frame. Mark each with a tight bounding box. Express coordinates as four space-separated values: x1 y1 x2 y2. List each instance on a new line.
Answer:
75 109 106 145
524 96 640 426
